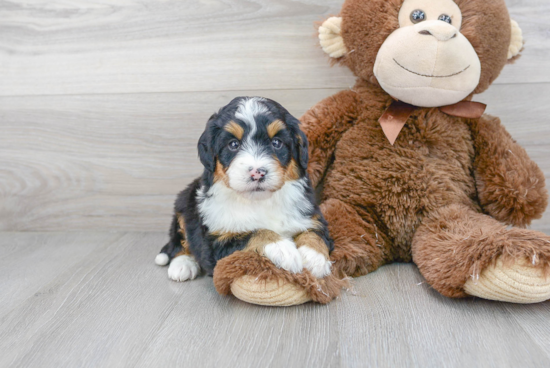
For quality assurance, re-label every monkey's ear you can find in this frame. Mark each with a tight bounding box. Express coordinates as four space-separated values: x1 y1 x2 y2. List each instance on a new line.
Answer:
319 16 348 59
507 19 523 60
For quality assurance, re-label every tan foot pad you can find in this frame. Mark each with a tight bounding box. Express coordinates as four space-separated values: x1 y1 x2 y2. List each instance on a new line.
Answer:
230 275 312 307
464 257 550 303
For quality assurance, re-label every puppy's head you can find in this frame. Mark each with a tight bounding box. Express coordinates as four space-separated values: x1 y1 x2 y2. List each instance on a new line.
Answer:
198 97 308 200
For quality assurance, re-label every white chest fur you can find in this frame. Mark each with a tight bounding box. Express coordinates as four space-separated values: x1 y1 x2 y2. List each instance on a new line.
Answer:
197 179 314 238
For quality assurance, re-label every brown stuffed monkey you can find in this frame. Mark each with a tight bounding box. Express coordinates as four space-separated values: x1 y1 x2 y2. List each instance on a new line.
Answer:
213 0 550 305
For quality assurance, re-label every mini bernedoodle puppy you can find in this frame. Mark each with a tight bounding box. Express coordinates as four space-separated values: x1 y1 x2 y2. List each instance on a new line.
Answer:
155 97 334 282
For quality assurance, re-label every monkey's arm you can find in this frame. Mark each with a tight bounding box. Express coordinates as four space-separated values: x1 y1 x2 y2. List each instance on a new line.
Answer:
470 114 548 227
300 89 361 188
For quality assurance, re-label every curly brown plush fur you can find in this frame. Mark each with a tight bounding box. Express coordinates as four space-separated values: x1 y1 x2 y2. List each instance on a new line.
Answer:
412 204 550 298
300 0 549 299
213 0 549 303
214 251 349 304
336 0 511 94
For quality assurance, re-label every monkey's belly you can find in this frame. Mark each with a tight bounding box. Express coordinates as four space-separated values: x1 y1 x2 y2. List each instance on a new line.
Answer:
323 121 477 253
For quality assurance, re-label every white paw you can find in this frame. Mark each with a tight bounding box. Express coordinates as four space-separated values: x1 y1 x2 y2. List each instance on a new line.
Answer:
168 255 200 282
298 246 332 278
155 253 169 266
264 239 303 274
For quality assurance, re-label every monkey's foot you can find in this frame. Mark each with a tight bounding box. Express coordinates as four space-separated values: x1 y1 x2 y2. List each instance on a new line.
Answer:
231 276 311 306
213 250 348 306
464 256 550 303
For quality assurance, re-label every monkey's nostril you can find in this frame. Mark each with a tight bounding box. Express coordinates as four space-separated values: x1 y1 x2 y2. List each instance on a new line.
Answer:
419 30 432 36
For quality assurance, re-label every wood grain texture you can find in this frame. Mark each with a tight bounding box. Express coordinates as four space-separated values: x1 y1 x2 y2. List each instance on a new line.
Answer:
0 0 548 96
0 232 122 316
2 1 550 367
2 83 550 232
0 232 549 368
0 0 549 233
0 89 341 231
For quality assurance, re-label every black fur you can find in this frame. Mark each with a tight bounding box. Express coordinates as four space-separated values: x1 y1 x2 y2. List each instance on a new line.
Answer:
158 97 333 276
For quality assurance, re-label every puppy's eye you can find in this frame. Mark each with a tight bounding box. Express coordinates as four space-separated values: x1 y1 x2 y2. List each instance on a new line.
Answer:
410 9 426 23
228 139 240 151
438 14 452 24
271 138 283 150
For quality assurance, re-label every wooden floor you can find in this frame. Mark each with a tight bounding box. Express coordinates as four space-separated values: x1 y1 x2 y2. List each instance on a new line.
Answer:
2 0 550 367
0 232 549 368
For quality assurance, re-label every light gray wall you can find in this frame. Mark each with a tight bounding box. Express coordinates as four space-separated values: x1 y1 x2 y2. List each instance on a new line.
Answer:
1 0 549 232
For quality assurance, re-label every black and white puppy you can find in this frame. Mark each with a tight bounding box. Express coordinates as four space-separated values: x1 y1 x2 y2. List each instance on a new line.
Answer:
155 97 333 282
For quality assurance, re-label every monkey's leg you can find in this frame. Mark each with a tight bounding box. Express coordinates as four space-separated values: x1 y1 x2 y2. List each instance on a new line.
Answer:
214 230 311 306
412 204 550 303
214 229 349 306
321 198 391 278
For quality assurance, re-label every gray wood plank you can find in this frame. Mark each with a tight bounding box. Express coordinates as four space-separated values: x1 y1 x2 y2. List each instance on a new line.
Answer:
134 284 340 368
0 232 183 368
1 232 549 368
2 84 550 232
0 232 122 316
337 264 550 368
0 0 547 97
504 302 550 359
0 88 342 231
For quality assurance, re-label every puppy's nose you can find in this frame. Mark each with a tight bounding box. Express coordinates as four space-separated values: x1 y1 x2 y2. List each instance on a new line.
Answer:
249 167 268 181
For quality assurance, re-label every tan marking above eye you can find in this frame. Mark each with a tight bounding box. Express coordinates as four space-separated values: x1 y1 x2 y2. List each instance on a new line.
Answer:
267 119 286 138
224 121 244 140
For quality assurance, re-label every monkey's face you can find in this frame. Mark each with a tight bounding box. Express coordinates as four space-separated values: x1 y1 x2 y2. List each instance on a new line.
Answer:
373 0 480 107
318 0 521 108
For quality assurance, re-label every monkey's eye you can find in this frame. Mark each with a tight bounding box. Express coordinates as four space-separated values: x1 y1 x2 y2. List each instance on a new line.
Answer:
228 139 240 151
438 14 452 24
271 138 283 150
410 10 426 23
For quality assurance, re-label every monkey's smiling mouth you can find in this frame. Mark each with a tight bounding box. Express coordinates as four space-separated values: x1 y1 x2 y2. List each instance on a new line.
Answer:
393 59 470 78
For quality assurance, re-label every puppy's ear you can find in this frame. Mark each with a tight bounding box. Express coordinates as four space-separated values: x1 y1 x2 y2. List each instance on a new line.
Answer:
296 129 309 171
284 113 309 171
198 130 215 172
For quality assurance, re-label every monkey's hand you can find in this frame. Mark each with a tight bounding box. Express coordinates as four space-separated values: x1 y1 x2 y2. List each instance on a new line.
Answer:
470 114 548 227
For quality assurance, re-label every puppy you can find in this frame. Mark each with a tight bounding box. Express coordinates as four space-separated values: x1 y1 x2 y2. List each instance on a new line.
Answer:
155 97 333 282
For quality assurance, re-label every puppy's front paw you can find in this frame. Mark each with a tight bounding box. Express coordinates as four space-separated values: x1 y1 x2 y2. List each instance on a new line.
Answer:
168 255 200 282
264 239 303 274
298 246 332 278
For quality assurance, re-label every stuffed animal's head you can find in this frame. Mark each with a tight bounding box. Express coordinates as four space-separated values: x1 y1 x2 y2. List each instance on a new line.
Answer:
319 0 523 107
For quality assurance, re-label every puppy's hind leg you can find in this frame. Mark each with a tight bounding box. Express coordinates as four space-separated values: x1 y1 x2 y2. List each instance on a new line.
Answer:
155 213 185 266
161 213 201 281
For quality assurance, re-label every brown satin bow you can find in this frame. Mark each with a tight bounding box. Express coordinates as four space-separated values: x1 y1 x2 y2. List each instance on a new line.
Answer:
378 100 487 145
